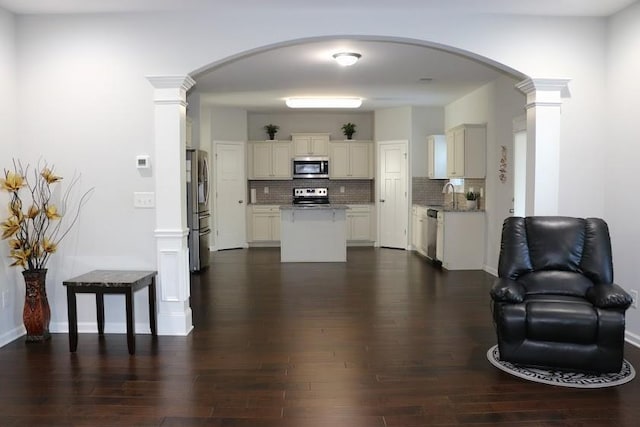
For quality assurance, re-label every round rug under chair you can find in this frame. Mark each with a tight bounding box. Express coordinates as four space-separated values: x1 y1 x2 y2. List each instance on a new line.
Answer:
487 345 635 388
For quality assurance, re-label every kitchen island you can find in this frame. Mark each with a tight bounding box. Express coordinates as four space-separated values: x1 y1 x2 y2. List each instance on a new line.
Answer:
279 205 348 262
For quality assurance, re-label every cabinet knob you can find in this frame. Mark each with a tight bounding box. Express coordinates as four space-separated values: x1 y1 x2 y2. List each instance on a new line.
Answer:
380 199 385 203
239 200 244 204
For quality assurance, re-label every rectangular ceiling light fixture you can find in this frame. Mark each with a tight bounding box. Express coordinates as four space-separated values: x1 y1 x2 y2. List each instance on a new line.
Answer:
285 97 362 109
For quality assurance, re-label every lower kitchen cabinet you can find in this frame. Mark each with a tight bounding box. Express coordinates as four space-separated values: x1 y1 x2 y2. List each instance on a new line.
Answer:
411 205 428 256
247 205 280 245
346 204 375 244
437 211 485 270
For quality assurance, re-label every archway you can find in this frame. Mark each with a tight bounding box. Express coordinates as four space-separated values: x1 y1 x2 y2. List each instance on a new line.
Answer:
147 36 569 336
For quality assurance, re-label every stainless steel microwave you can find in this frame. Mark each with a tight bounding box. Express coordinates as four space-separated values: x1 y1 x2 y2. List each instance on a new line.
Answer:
292 157 329 178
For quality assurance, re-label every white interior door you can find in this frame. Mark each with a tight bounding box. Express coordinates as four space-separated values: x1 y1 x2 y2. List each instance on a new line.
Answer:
378 141 408 249
214 141 246 250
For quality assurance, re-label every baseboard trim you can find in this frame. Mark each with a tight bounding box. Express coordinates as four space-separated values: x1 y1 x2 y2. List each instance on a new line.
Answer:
0 325 26 348
625 330 640 348
484 265 498 277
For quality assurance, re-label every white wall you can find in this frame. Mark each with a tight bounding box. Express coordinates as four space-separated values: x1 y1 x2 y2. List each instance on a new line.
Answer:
606 1 640 343
374 107 411 142
445 75 526 273
5 5 625 339
212 107 249 141
0 7 22 346
247 111 373 141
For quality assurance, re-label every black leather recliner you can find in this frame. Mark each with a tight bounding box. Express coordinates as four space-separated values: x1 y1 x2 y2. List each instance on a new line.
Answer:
490 216 632 373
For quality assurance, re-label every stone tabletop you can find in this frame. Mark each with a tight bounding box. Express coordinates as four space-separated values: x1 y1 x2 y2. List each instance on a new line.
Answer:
63 270 157 287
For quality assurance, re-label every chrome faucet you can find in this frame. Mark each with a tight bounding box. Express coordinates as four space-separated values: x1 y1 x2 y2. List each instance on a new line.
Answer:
443 182 457 210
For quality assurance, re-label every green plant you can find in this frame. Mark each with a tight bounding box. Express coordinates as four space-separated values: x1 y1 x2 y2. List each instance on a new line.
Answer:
341 122 356 139
263 124 279 140
465 191 479 201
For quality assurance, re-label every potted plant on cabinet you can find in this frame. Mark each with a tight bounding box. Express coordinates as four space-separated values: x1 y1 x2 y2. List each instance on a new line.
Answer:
1 160 93 342
341 122 356 140
263 124 279 140
465 191 479 210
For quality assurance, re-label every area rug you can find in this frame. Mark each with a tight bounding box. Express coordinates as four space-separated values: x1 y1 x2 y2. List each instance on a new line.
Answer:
487 345 635 388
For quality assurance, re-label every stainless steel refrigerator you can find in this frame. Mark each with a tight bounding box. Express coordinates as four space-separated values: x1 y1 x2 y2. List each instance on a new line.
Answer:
186 149 211 272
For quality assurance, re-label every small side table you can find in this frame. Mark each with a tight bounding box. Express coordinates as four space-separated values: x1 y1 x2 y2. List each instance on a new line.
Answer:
63 270 157 355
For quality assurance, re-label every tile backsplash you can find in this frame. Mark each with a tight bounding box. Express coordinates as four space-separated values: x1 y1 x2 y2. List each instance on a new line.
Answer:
249 179 374 205
412 177 486 208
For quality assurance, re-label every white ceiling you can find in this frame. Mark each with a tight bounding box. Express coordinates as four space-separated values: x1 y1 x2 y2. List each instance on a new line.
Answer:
193 38 517 112
2 0 635 112
0 0 636 16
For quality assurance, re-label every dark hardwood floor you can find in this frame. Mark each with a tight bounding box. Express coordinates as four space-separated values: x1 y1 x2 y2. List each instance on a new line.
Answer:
2 247 640 426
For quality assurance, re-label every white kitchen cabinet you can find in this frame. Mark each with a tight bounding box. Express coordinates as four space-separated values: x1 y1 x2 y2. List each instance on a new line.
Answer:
248 205 281 244
291 133 330 157
247 141 292 180
329 141 373 179
411 205 428 256
427 134 447 179
437 210 485 270
346 204 375 244
445 124 486 178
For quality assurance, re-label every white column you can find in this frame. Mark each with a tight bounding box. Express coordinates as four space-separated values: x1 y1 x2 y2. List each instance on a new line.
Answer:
147 75 195 336
515 78 570 216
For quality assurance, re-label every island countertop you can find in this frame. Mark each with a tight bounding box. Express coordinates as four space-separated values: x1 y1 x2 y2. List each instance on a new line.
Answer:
279 204 349 210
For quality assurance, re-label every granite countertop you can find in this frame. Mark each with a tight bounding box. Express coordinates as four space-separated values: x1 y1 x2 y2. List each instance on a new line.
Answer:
280 204 349 210
413 203 485 212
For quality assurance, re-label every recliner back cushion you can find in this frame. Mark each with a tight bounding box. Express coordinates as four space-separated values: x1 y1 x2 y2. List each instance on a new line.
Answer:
498 217 533 280
580 218 614 284
525 217 585 272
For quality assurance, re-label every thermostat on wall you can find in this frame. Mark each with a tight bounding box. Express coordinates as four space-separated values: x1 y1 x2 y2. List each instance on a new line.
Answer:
136 155 151 169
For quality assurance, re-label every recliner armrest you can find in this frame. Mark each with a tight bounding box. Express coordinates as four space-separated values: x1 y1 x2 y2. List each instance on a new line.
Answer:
491 278 526 303
586 283 633 309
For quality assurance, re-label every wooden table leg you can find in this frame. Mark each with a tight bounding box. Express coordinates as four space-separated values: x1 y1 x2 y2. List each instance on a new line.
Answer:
96 292 105 335
148 277 157 336
125 288 135 355
66 287 78 352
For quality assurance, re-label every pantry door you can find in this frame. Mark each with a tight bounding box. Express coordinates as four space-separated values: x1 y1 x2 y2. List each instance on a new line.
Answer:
377 140 409 249
214 141 247 250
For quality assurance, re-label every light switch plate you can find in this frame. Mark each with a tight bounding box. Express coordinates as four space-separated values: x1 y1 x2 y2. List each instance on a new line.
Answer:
134 192 155 208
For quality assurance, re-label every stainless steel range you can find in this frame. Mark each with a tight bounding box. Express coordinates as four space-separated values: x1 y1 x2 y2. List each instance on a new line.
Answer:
292 187 330 205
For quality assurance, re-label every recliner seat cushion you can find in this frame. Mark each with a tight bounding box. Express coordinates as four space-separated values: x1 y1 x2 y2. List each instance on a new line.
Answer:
526 301 597 344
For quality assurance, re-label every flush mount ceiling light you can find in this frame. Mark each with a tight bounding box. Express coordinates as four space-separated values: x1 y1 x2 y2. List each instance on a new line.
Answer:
285 97 363 109
332 52 362 66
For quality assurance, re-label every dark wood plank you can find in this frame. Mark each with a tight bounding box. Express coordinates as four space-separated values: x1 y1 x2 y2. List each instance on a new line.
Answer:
1 247 640 426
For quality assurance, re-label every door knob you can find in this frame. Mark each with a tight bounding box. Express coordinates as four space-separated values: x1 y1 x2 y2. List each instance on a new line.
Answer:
239 200 244 204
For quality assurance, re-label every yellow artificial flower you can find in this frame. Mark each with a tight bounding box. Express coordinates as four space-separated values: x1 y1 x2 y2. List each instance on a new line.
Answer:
27 205 39 219
45 205 61 220
9 249 29 268
1 216 21 239
8 239 22 250
1 171 25 192
41 168 62 184
42 238 57 254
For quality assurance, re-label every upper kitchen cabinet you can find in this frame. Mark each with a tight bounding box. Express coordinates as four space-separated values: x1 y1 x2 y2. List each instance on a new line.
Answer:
446 124 486 179
292 133 330 157
427 134 447 179
329 141 374 179
248 141 293 180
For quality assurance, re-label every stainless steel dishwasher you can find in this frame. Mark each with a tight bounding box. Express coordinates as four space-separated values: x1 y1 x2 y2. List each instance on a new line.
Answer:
426 208 440 263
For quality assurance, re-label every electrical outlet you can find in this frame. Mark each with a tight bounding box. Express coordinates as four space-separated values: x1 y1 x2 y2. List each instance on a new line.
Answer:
133 192 155 208
631 289 639 309
264 187 269 194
